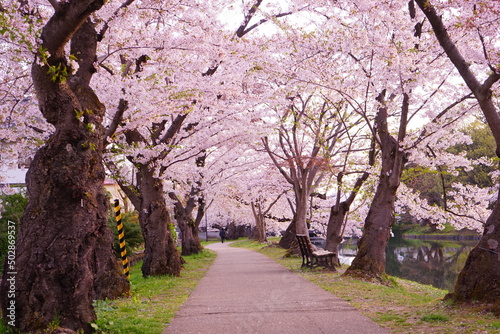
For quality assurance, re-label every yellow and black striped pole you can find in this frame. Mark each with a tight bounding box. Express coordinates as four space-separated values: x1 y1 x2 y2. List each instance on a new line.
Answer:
114 199 130 279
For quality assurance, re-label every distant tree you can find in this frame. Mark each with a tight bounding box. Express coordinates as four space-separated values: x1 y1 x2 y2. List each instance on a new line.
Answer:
262 94 347 245
169 185 205 256
447 121 496 189
403 120 496 227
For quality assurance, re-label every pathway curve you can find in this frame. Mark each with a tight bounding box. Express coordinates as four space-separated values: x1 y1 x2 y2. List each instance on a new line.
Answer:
163 242 389 334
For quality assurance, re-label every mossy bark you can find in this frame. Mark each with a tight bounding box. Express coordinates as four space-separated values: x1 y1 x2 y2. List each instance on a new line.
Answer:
0 14 128 333
137 167 181 277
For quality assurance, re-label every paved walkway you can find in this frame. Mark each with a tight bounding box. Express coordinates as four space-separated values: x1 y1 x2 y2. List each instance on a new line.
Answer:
163 242 389 334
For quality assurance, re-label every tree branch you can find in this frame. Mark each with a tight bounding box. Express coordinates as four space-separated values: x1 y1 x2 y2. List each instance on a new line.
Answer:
97 0 136 41
262 136 294 185
159 113 188 145
105 98 128 144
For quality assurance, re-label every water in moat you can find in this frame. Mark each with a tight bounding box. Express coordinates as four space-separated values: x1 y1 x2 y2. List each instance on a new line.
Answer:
338 236 479 291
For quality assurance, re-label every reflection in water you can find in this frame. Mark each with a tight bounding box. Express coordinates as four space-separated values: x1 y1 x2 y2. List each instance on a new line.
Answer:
339 237 478 291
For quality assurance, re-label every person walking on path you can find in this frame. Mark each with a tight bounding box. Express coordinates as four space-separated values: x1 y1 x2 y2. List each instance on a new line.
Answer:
219 228 226 243
164 242 389 334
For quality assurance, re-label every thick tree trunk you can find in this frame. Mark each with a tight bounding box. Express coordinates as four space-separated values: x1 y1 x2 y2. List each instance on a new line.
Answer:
344 176 397 278
176 213 203 256
0 14 129 332
324 203 349 265
446 197 500 309
415 0 500 309
169 191 203 256
344 97 407 279
0 133 128 332
138 168 181 277
180 222 203 256
279 198 297 249
257 216 267 242
188 198 204 254
251 202 267 243
295 188 309 235
279 219 296 249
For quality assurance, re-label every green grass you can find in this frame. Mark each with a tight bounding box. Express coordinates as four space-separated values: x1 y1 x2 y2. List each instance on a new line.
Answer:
420 313 449 323
230 239 500 334
0 321 14 334
92 249 216 333
3 239 497 334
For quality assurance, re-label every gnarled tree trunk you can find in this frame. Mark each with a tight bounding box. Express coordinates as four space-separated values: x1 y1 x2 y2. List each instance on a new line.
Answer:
325 146 373 263
169 190 203 256
451 201 500 306
137 167 181 277
344 93 408 279
180 221 203 255
0 11 128 333
325 202 349 265
251 201 267 243
279 219 296 249
344 173 398 278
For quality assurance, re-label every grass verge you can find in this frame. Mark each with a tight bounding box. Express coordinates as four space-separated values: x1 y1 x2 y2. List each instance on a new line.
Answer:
92 248 215 333
231 239 500 334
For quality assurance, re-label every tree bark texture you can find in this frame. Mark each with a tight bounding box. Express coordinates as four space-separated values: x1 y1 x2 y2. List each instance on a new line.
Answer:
180 221 203 256
450 199 500 308
415 0 500 308
279 198 297 249
325 168 371 262
251 202 267 243
0 7 129 332
345 98 407 279
278 220 295 249
136 167 181 277
344 175 397 278
325 202 349 265
170 191 204 256
294 187 309 235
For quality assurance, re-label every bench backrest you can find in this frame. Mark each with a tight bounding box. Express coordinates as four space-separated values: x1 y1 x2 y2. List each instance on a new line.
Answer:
296 234 314 256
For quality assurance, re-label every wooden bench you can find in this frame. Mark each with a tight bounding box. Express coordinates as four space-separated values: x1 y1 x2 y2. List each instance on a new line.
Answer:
296 234 336 270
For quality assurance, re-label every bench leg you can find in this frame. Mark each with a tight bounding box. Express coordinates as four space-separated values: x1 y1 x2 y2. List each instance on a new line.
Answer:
316 255 336 270
301 256 313 268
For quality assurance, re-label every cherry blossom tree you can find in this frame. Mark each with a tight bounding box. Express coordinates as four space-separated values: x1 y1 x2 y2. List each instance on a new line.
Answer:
167 152 206 256
0 0 130 332
97 0 247 275
240 163 291 242
262 93 349 246
285 0 480 279
324 136 375 261
414 0 500 308
344 90 412 278
98 0 316 273
0 3 48 193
